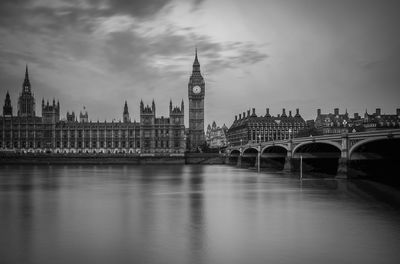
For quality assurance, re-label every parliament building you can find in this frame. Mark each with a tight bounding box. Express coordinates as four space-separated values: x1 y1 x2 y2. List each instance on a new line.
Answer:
0 52 205 155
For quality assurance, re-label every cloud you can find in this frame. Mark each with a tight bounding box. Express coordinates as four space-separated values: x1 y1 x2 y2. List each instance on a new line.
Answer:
0 0 268 122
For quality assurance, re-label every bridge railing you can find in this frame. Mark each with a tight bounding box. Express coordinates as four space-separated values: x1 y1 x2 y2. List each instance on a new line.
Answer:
227 128 400 152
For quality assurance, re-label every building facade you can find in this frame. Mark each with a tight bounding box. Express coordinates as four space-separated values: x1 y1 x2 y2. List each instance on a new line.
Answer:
188 49 205 151
315 108 400 134
1 66 186 155
206 121 228 148
227 108 307 146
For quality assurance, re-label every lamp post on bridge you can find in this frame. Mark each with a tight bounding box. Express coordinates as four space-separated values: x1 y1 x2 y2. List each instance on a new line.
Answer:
257 134 262 173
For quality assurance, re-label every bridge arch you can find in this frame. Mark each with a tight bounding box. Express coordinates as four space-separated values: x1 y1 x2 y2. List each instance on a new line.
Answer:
261 144 288 153
292 140 341 154
243 147 259 153
349 136 395 158
227 149 241 166
348 137 400 184
292 141 341 176
230 149 241 156
241 147 258 168
260 145 288 170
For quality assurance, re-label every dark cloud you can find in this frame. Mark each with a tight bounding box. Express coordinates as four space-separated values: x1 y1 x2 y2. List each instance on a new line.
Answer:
104 0 174 18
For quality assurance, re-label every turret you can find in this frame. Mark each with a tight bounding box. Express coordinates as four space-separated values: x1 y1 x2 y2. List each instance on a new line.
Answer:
181 99 184 113
123 100 130 123
265 108 271 118
295 108 300 118
251 108 257 117
3 91 13 116
42 97 60 123
281 108 287 118
334 108 339 116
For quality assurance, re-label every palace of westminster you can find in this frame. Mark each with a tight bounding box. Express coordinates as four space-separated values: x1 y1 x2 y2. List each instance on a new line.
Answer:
0 51 206 154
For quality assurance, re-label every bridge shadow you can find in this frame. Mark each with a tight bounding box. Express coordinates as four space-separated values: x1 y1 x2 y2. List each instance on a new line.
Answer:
260 146 287 170
293 143 341 176
349 138 400 186
241 148 257 168
227 150 240 165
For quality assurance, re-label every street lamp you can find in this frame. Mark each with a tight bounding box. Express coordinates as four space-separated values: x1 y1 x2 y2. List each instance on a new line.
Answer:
257 134 262 173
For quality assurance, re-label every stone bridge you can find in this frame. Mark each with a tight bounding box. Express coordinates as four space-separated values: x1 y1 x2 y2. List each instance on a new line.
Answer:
226 129 400 178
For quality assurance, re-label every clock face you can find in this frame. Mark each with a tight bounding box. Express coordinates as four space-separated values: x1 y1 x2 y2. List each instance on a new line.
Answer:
192 86 201 94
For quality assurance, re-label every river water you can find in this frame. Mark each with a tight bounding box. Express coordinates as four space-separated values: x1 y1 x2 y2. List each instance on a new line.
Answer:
1 165 400 264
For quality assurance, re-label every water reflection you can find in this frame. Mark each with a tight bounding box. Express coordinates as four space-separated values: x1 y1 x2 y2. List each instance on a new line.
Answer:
188 166 205 264
1 165 400 264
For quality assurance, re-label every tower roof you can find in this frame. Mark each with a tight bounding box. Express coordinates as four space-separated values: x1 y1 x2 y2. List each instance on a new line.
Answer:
23 64 31 91
123 100 129 114
193 47 200 66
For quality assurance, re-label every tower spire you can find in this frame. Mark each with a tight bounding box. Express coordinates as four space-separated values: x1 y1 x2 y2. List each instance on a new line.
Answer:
23 64 31 92
123 100 129 123
193 47 200 67
25 64 29 79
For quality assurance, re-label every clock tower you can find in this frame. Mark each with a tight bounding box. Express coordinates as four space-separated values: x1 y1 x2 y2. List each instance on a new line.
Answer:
188 49 205 151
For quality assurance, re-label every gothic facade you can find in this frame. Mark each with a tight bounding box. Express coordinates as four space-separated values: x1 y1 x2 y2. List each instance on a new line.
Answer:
188 49 205 151
1 65 186 155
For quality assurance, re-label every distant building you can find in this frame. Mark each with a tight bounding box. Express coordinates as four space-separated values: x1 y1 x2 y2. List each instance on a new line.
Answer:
362 108 400 131
227 108 307 146
206 121 228 148
315 108 350 134
315 108 400 134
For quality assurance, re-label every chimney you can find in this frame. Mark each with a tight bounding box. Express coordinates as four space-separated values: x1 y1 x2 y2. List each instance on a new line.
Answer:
247 110 250 117
376 108 381 116
252 108 256 116
243 112 245 118
317 109 321 116
266 108 270 116
282 108 287 117
289 110 292 117
296 108 299 116
397 108 400 116
334 108 339 115
239 114 242 119
235 115 237 121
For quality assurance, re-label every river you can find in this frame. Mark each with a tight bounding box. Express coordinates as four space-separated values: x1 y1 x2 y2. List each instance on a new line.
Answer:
1 165 400 264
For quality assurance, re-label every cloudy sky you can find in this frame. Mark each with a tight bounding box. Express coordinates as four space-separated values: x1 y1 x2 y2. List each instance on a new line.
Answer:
1 0 399 126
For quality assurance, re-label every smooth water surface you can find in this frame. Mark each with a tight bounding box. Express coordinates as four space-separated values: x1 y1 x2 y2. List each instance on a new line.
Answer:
1 165 400 264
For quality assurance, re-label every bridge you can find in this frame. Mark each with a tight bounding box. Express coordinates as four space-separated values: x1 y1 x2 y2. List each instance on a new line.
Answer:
226 129 400 179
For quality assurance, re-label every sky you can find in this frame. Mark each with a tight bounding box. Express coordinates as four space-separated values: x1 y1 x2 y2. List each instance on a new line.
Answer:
0 0 400 127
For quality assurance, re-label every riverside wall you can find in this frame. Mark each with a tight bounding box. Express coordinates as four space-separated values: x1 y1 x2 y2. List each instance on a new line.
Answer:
0 153 226 165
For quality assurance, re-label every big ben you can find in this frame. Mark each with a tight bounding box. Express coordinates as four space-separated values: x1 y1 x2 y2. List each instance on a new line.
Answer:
188 49 205 151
